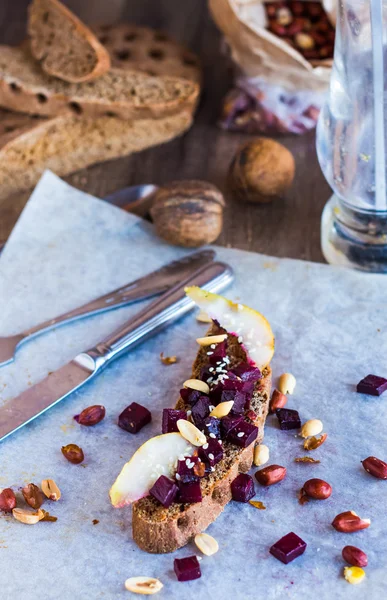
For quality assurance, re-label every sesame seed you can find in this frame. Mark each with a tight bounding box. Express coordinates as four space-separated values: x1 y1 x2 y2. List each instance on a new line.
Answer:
209 367 214 372
211 466 215 471
209 433 216 438
175 473 181 480
185 458 191 466
209 453 214 460
238 336 243 343
203 443 209 449
237 431 245 437
187 410 192 416
210 344 216 349
209 405 215 411
219 440 223 445
207 351 214 355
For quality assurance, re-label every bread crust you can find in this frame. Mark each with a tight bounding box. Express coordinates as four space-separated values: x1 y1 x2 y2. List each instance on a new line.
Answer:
132 328 272 553
28 0 111 83
0 108 194 201
0 46 200 121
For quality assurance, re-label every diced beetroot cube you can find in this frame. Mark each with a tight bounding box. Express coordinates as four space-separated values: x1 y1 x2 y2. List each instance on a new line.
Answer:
174 556 201 582
357 374 387 396
118 402 151 433
176 456 204 483
198 438 223 467
178 480 202 503
208 340 228 365
231 390 249 415
180 388 202 406
149 475 178 508
231 362 261 382
220 415 244 439
191 396 211 429
226 420 258 447
225 372 256 394
162 409 187 434
231 473 255 502
276 408 301 430
203 416 221 438
270 532 307 564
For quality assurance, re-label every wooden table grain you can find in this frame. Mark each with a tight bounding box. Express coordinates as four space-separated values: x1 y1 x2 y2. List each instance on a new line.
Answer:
0 0 332 262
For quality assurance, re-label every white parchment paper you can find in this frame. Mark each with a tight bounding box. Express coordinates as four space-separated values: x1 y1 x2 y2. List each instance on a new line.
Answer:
0 171 386 599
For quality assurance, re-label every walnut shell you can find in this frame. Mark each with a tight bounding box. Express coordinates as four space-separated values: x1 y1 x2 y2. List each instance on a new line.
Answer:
228 138 295 204
150 180 225 247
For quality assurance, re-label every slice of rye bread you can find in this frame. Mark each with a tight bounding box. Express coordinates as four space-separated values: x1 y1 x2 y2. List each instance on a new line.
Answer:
91 24 201 83
132 324 272 554
0 107 193 201
0 46 200 120
28 0 111 83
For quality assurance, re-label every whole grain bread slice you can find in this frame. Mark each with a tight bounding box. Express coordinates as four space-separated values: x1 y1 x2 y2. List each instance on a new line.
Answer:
28 0 111 83
0 107 193 201
92 24 201 83
132 324 272 554
0 46 199 120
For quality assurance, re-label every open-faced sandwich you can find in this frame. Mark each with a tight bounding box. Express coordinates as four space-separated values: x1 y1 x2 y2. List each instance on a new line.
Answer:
110 287 274 553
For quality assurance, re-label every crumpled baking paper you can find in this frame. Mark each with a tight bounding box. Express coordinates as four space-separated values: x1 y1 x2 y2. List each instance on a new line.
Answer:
0 171 386 599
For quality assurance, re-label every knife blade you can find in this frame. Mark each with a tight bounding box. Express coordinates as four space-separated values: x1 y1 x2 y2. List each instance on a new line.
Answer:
0 260 233 442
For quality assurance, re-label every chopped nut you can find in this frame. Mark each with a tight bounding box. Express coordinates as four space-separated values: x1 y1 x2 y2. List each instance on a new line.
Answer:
196 334 228 346
194 532 219 556
269 389 287 413
278 373 296 395
342 546 368 567
183 378 210 395
0 488 16 512
41 479 61 501
303 433 327 450
22 483 45 509
177 419 206 446
332 511 370 533
160 353 178 365
12 507 44 525
255 464 286 486
343 566 366 585
124 576 163 595
210 400 234 418
361 456 387 479
61 443 84 464
92 519 99 525
40 510 58 522
74 404 106 426
298 489 310 505
300 419 323 438
294 456 320 464
249 500 266 510
253 444 269 467
302 478 332 499
196 310 212 323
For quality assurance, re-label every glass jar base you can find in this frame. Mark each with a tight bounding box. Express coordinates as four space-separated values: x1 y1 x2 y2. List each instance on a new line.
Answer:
321 196 387 273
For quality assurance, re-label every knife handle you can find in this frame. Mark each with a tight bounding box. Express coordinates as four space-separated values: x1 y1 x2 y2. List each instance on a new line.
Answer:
78 261 233 371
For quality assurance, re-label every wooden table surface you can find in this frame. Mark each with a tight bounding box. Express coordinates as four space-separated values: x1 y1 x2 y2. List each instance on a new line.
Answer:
0 0 332 263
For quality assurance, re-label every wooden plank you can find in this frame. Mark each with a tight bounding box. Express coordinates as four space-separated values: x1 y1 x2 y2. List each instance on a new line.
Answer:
0 0 331 262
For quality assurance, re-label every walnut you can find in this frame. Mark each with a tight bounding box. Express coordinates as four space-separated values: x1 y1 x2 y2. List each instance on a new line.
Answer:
228 138 295 204
150 180 225 247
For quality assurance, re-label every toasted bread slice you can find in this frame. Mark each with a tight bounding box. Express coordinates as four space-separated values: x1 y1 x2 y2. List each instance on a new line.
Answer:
28 0 111 83
92 23 201 83
0 107 193 201
132 324 272 553
0 46 200 120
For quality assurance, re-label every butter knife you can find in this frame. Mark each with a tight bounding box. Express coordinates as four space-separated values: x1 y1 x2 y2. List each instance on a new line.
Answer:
0 249 215 367
0 260 233 442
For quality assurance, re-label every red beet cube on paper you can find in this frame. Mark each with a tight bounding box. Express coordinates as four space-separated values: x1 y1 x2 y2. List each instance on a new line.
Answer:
174 556 202 582
356 374 387 396
118 402 151 433
270 532 307 564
